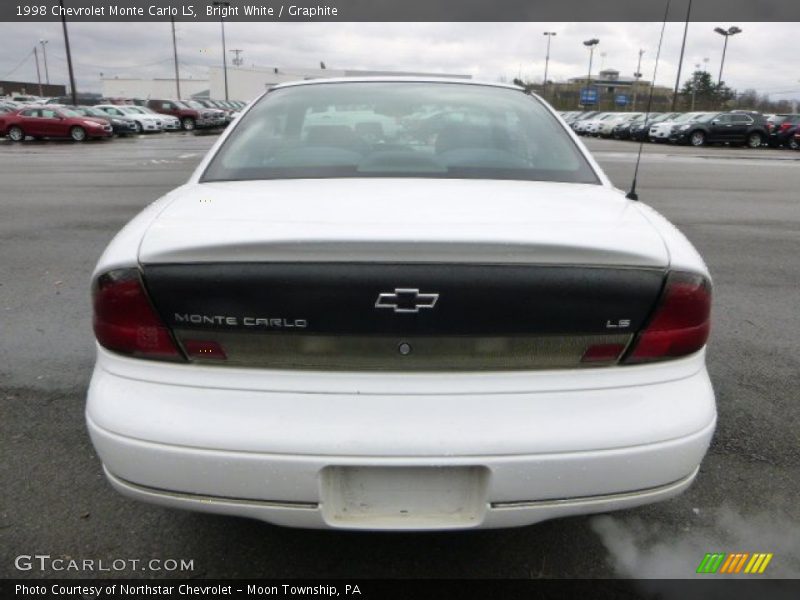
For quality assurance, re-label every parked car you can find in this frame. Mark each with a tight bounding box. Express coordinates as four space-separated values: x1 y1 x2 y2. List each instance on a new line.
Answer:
611 113 659 140
69 105 137 136
648 112 712 142
95 104 163 133
10 94 42 103
125 106 181 131
569 111 600 133
87 79 715 531
573 112 610 135
146 99 218 130
669 111 768 147
598 113 642 138
1 106 113 141
183 100 227 127
196 99 234 125
766 114 800 148
627 113 677 141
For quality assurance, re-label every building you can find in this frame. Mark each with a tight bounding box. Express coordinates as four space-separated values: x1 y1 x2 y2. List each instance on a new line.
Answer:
535 68 674 112
102 66 471 102
208 66 471 101
101 77 209 100
0 80 66 98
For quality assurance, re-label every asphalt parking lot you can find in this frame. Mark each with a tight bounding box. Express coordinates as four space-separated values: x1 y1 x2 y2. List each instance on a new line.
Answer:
1 133 799 580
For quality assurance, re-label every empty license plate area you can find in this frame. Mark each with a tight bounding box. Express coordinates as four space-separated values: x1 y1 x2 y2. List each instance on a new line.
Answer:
321 466 489 529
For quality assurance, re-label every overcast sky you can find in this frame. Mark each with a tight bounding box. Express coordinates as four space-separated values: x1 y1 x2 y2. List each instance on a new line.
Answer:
1 21 799 100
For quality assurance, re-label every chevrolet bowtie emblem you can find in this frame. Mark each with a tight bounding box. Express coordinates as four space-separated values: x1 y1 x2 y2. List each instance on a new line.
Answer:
375 288 439 313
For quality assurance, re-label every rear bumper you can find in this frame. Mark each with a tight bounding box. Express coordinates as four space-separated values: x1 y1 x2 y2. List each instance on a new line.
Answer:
87 348 716 530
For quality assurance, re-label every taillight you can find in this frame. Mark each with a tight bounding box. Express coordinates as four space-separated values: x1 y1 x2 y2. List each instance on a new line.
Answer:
623 271 711 364
92 268 184 360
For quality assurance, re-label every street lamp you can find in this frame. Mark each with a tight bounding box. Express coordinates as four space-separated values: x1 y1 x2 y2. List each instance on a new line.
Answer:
691 63 701 110
542 32 556 100
170 17 181 99
39 39 49 85
714 26 742 86
213 1 231 100
580 38 599 109
632 48 644 111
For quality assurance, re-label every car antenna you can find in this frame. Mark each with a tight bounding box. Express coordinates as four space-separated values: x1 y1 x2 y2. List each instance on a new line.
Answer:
626 0 672 201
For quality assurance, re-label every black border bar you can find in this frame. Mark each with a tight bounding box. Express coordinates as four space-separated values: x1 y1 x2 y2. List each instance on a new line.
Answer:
3 579 800 600
3 0 800 22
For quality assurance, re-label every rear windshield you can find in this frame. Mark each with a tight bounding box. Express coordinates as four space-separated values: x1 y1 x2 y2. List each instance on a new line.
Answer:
201 82 599 184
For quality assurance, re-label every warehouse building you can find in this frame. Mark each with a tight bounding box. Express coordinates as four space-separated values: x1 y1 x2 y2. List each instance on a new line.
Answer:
102 66 471 101
0 80 66 98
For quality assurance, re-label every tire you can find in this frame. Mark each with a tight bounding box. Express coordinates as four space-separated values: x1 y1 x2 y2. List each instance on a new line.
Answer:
181 117 196 131
133 121 144 134
70 126 87 142
690 130 705 147
789 137 799 151
7 126 25 142
746 132 763 148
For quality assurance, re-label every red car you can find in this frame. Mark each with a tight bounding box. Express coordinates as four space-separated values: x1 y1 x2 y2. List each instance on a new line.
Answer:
145 99 218 130
0 106 113 142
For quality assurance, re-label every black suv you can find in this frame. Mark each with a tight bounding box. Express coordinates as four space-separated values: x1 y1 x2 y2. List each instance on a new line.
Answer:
669 111 768 147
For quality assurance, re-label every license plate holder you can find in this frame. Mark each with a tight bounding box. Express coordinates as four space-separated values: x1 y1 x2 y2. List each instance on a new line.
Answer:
321 466 488 529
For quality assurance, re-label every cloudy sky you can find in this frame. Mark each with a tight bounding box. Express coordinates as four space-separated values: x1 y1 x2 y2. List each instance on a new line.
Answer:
1 21 799 101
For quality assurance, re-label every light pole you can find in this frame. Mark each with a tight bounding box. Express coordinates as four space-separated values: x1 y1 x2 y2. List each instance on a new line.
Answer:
213 1 231 100
671 0 693 112
542 32 556 100
59 0 77 106
39 39 49 85
580 38 599 110
34 46 43 96
714 26 742 86
632 48 644 111
691 63 700 110
170 16 181 99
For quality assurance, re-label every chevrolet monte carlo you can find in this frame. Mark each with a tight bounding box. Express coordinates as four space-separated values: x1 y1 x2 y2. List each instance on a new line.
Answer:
87 79 715 530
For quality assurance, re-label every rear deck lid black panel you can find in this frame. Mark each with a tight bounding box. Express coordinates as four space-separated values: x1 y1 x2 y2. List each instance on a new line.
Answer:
142 263 665 336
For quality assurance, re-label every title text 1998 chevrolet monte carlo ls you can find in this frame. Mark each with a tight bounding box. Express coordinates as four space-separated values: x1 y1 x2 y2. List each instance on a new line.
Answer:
86 79 715 530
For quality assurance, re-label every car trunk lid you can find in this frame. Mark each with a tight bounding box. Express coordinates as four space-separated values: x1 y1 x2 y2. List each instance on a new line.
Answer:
137 179 669 370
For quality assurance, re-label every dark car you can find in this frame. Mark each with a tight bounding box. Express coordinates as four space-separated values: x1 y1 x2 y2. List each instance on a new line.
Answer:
766 114 800 149
145 99 217 131
69 105 137 136
627 113 677 142
612 113 656 140
0 106 113 142
196 99 232 125
669 112 768 147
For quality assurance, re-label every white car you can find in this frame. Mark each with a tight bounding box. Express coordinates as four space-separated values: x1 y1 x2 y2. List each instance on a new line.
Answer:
95 104 163 133
127 106 181 131
597 113 643 137
578 112 617 135
648 112 712 142
87 78 715 531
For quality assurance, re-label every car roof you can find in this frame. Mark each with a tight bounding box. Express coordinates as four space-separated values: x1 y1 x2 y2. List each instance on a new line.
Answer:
270 76 524 92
